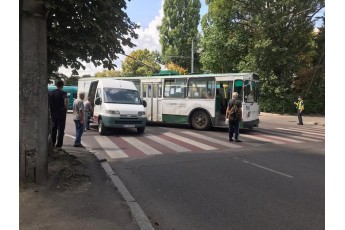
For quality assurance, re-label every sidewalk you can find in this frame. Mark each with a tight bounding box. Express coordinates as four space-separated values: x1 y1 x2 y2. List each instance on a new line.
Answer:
259 112 325 127
19 135 140 230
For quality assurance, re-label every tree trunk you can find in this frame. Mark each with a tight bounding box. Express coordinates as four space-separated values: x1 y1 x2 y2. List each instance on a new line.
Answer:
19 0 48 184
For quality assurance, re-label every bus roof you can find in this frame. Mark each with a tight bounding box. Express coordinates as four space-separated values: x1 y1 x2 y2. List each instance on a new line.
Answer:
48 85 78 91
103 72 258 80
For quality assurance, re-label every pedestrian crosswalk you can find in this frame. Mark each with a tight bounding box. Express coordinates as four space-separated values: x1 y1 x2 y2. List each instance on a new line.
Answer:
93 126 325 160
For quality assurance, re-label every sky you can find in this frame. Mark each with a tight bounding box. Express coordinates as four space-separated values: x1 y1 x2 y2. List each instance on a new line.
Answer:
58 0 208 76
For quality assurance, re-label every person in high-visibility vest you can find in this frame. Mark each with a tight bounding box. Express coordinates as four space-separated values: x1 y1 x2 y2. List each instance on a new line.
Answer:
294 96 304 125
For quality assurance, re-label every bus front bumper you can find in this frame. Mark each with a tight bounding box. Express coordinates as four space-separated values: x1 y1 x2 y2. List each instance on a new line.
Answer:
242 119 259 128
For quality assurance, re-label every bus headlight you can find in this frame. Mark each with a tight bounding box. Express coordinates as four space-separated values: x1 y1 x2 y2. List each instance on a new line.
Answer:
138 111 146 117
106 110 120 115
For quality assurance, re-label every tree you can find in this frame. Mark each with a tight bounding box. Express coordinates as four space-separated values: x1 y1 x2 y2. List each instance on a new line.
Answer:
49 73 68 84
65 76 80 85
122 49 161 76
95 70 124 77
158 0 201 72
201 0 324 113
43 0 139 76
166 62 187 75
20 0 139 183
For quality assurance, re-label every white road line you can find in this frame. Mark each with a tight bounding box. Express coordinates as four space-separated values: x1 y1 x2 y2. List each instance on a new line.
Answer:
121 136 162 155
164 132 217 150
260 134 303 143
297 127 325 132
276 128 324 137
257 130 321 142
240 134 285 144
211 132 265 147
145 135 191 153
250 162 294 179
182 131 242 148
285 135 321 142
94 136 128 159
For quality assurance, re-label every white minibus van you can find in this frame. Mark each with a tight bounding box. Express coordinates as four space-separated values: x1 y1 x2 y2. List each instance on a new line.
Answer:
81 78 147 135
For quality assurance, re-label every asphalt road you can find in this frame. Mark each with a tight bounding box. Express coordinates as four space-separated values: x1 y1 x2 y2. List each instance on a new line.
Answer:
65 114 325 230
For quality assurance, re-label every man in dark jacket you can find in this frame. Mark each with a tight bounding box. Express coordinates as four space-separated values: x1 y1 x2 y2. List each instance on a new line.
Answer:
48 80 68 148
226 92 242 142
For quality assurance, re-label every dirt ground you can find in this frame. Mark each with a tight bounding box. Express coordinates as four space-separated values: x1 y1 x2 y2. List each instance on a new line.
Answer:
19 148 139 230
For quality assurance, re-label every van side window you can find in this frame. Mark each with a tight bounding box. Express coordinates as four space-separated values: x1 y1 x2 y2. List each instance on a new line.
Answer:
96 88 102 99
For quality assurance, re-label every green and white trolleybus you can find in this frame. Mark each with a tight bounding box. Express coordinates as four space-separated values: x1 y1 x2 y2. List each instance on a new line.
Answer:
78 72 260 130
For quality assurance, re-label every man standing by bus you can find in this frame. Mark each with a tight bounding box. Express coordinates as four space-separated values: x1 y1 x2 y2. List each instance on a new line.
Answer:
48 80 68 148
226 92 242 142
294 95 304 125
73 92 85 147
84 96 93 131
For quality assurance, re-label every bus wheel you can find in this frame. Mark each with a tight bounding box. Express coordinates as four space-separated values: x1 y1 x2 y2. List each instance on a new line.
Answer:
191 110 210 130
98 119 107 135
137 127 145 134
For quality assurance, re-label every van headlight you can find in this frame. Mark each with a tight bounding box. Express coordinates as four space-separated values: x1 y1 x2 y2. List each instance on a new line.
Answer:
106 110 120 115
138 111 146 117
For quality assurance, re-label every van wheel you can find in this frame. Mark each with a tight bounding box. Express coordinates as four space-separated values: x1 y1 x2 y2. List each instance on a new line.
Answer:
137 127 145 134
98 119 107 135
191 110 211 130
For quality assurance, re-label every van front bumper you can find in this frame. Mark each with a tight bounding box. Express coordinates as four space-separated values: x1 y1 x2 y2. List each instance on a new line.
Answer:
102 116 147 128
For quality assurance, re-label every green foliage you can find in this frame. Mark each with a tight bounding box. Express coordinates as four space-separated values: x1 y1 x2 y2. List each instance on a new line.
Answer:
65 76 80 86
95 70 124 77
260 94 324 115
49 73 68 84
158 0 201 72
166 62 187 75
200 0 325 114
42 0 139 76
122 49 161 76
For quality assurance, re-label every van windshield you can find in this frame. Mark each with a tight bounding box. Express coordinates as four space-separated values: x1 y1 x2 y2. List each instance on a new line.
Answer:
104 88 141 104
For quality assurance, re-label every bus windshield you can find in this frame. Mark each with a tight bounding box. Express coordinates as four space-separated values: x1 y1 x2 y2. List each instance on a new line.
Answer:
104 88 141 104
244 80 258 103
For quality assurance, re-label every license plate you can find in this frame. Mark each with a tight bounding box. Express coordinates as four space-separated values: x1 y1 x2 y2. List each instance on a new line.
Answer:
123 125 135 128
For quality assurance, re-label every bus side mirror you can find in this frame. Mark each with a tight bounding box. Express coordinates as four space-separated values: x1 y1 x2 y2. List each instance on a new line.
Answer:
142 100 147 108
95 97 102 105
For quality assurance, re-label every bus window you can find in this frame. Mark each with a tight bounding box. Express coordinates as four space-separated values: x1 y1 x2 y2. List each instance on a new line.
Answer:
131 80 141 95
234 80 243 100
164 78 187 98
158 84 162 98
243 80 252 103
153 84 157 98
142 84 147 98
188 78 215 99
223 81 233 103
148 85 152 98
243 80 259 103
252 81 259 102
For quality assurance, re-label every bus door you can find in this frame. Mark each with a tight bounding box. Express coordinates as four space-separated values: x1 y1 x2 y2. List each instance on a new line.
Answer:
214 79 233 126
142 80 162 122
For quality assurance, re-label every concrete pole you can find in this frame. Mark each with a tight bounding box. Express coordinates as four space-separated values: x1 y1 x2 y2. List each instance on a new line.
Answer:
191 40 194 74
19 0 49 184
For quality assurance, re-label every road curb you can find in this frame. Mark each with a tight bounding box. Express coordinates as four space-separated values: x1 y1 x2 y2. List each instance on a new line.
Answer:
82 142 155 230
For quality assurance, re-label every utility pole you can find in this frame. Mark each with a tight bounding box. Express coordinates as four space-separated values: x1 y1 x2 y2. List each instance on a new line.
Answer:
20 0 49 183
191 39 194 74
191 0 195 74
